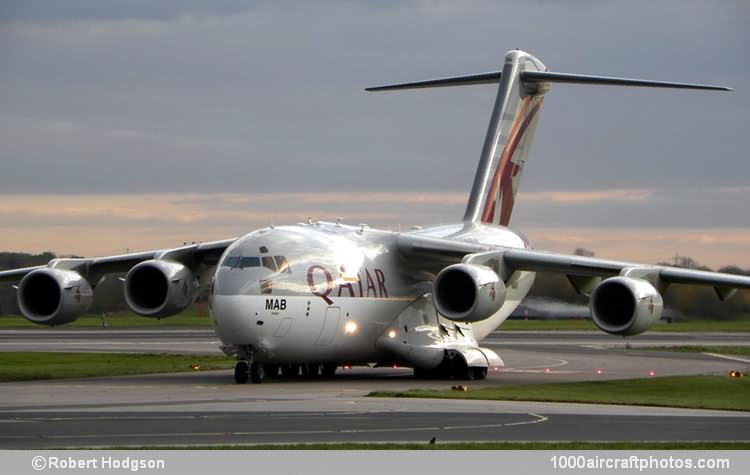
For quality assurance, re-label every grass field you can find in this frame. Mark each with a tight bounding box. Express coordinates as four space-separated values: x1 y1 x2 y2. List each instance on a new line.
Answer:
0 308 213 329
498 318 750 332
370 375 750 412
0 352 233 382
643 346 750 357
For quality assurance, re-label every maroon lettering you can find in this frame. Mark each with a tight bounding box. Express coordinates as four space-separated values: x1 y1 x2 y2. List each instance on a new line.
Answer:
365 269 377 297
337 282 356 297
375 268 388 298
306 265 334 305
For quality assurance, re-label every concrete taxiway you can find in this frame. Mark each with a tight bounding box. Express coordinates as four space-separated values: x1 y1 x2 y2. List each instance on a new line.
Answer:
0 329 748 447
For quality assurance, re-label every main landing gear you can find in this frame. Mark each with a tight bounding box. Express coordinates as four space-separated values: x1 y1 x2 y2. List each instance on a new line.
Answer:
413 354 489 381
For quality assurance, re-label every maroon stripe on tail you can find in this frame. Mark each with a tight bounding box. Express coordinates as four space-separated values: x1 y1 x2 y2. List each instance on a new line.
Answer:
481 97 543 225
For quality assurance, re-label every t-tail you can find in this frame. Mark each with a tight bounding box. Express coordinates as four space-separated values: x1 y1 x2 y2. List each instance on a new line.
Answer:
367 49 731 226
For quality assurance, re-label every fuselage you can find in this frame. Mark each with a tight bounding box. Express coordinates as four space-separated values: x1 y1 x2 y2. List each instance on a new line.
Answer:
209 221 535 365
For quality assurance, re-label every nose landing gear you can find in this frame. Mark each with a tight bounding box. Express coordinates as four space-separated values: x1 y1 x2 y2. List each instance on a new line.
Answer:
234 360 265 384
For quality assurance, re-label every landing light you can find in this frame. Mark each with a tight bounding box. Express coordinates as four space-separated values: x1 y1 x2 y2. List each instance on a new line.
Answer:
344 321 359 335
596 369 604 375
388 330 397 339
648 370 656 377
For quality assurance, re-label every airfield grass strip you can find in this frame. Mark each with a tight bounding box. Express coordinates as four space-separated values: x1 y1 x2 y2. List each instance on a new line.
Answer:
642 346 750 356
370 375 750 412
116 441 750 450
0 309 213 329
0 352 233 382
498 318 750 332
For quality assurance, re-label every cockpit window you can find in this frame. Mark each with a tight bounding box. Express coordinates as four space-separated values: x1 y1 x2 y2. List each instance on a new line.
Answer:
274 256 291 274
261 256 276 271
223 254 290 273
223 256 240 268
240 257 261 268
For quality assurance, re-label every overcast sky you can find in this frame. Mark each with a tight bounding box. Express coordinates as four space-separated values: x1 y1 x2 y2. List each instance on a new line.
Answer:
1 0 748 267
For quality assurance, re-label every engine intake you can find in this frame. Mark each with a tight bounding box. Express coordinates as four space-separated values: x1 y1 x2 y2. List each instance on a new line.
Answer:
590 276 663 336
17 269 92 326
433 263 506 322
124 260 194 318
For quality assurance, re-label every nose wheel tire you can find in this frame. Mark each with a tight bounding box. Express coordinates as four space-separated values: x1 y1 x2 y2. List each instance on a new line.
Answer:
234 361 249 384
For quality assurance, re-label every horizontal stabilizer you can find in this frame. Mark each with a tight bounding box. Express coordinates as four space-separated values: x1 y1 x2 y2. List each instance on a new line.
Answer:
365 71 502 91
520 71 733 91
367 71 732 92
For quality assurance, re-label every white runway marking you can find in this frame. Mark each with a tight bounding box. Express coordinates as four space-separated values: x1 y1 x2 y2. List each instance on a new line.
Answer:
501 357 571 373
703 353 750 364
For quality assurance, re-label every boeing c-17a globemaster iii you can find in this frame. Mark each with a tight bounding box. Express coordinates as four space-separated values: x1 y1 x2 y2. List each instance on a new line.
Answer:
2 50 748 384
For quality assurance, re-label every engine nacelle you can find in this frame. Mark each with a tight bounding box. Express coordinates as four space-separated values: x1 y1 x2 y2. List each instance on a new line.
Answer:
590 276 663 336
124 260 194 318
432 263 506 323
17 269 93 326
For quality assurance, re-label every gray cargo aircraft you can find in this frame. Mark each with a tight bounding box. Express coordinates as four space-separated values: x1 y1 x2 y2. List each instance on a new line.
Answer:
2 50 748 383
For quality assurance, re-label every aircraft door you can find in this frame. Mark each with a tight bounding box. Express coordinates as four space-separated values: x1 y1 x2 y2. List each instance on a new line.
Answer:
315 307 341 346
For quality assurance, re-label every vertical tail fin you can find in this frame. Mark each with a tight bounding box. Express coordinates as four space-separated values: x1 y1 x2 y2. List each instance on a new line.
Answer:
367 49 731 227
465 50 547 226
367 49 549 227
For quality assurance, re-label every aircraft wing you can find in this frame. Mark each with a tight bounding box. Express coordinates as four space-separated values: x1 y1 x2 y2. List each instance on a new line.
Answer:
502 248 750 297
396 233 490 274
396 234 750 298
0 239 236 285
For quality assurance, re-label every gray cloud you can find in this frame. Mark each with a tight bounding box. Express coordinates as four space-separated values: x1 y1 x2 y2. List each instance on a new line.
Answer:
0 1 748 212
0 0 256 24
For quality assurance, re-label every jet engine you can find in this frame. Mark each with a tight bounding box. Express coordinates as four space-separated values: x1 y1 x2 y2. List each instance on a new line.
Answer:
432 263 506 322
17 268 93 326
124 260 194 318
590 276 663 336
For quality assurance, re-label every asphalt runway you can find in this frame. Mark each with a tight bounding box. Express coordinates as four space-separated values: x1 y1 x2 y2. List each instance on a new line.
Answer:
1 329 749 448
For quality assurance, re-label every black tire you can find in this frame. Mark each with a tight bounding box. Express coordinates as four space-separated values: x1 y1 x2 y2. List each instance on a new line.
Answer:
413 366 431 379
234 361 249 384
250 362 264 384
472 367 488 380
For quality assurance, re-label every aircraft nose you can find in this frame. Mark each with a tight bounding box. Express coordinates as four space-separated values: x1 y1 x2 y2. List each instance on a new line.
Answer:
211 294 264 345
